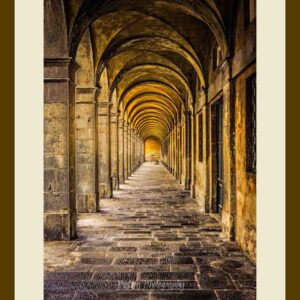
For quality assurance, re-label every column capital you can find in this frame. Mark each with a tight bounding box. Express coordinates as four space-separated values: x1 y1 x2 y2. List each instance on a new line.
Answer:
44 57 72 66
44 56 73 81
76 86 98 94
97 102 109 108
118 119 124 128
75 86 98 103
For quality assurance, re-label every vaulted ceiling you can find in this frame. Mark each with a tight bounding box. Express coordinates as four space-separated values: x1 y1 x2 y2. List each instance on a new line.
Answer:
65 0 232 141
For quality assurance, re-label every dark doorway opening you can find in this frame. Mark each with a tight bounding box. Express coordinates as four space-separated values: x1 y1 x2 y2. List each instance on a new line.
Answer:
211 99 224 214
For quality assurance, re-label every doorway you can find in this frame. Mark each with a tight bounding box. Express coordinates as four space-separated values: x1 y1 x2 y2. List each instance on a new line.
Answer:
211 99 224 214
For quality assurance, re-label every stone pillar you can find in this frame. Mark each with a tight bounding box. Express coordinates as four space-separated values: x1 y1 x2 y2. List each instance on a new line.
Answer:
142 139 145 162
44 57 76 240
131 128 136 172
138 138 141 164
137 133 139 167
124 122 128 179
75 87 97 212
170 130 173 173
166 136 169 169
168 134 171 171
128 125 132 176
181 119 185 184
204 101 211 213
176 122 181 181
134 131 138 169
97 100 112 198
190 111 196 198
185 111 191 190
110 112 119 190
172 126 176 176
221 80 236 240
118 118 124 184
140 137 144 163
136 133 140 167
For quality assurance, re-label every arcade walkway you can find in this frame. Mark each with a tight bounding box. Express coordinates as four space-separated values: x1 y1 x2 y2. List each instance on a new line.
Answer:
44 163 256 299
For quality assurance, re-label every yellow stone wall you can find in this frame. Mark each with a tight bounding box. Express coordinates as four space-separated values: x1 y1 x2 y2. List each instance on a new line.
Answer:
144 138 161 162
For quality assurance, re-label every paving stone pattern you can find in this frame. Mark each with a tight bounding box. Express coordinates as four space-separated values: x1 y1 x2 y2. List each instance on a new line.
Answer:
44 163 256 299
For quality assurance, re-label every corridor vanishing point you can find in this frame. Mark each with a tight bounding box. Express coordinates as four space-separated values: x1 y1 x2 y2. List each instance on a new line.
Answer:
44 0 256 298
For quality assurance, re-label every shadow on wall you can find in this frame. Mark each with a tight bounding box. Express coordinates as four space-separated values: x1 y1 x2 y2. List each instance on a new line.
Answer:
144 137 161 162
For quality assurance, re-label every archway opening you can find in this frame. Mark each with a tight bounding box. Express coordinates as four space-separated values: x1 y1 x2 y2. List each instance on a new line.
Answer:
144 137 161 162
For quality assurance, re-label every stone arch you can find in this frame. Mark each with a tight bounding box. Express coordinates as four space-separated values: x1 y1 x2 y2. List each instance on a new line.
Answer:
44 0 69 57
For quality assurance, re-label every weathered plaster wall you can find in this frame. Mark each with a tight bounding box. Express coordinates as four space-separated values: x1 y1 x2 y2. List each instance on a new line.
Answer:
234 64 256 262
233 0 256 262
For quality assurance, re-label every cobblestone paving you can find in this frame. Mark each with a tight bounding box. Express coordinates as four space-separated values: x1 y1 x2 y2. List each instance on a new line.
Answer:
44 163 256 299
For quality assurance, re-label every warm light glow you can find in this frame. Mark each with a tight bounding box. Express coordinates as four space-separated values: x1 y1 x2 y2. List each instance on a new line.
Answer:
144 138 161 162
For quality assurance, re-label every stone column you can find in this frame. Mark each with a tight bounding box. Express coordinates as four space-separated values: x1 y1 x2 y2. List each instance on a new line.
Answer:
75 87 97 212
172 128 175 174
176 122 181 181
174 123 178 179
118 118 125 184
166 136 169 168
44 57 76 240
136 133 140 167
128 125 132 176
168 134 171 171
134 131 138 169
140 137 144 163
142 139 145 163
172 126 176 176
110 111 119 190
136 137 139 164
181 119 185 184
131 128 136 172
204 101 211 213
124 123 128 179
170 134 172 172
97 100 112 199
190 111 196 198
185 111 192 190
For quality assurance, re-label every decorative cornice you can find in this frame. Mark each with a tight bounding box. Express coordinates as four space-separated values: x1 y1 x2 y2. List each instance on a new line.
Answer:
97 102 109 108
75 101 96 104
44 57 72 65
44 78 69 82
76 87 98 94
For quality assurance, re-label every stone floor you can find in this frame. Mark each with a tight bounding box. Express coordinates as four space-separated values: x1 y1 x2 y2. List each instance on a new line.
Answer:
44 163 256 299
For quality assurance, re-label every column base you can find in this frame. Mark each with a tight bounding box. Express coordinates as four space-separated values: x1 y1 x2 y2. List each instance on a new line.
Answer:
44 211 77 241
112 176 120 190
184 179 191 190
76 194 97 213
99 182 113 198
119 175 125 185
190 184 195 198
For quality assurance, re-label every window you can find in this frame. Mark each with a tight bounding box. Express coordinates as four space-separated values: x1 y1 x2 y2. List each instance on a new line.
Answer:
244 0 256 29
213 46 222 70
246 73 256 174
198 113 203 162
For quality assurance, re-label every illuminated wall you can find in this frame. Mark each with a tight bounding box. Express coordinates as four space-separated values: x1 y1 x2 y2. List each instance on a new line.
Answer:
144 138 161 162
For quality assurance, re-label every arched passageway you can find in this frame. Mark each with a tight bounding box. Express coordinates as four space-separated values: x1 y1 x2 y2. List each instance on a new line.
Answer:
44 0 256 297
